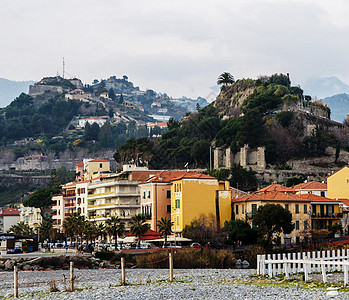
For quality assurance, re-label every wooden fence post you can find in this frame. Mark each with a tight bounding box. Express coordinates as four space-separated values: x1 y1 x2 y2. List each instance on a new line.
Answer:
14 265 18 298
70 261 74 292
169 252 173 282
121 257 125 286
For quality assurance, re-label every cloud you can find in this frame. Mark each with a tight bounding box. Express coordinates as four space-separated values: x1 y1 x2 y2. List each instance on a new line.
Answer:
1 0 349 98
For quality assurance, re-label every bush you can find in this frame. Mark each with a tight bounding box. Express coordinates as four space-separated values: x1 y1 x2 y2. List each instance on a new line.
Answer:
242 245 265 268
136 248 236 269
94 251 116 261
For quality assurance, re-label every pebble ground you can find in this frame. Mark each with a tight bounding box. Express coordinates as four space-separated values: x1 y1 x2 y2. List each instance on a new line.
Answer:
0 268 348 299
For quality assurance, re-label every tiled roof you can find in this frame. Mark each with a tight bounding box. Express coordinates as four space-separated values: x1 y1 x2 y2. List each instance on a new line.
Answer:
0 208 20 216
233 191 311 203
131 171 162 182
257 184 294 193
293 181 327 190
298 193 341 203
89 159 109 163
76 162 84 167
142 171 197 184
171 173 216 181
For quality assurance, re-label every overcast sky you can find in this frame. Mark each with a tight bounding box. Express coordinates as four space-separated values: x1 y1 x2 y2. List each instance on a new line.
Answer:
1 0 349 99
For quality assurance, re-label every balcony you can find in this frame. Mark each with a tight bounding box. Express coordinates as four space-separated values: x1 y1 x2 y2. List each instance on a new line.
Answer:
65 212 73 217
63 193 76 199
312 213 343 219
65 203 76 208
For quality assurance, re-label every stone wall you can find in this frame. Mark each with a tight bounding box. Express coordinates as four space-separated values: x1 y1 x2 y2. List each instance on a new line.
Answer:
213 145 266 171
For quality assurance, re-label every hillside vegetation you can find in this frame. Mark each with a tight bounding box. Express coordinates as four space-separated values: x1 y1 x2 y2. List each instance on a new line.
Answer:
115 73 348 169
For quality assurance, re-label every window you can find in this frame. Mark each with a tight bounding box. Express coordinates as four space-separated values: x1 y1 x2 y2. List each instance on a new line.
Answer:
167 205 171 213
100 163 103 168
285 204 289 211
321 191 325 197
167 190 171 198
251 204 257 215
176 216 179 225
147 191 151 198
242 204 244 214
296 220 300 230
304 204 308 214
143 192 146 199
304 220 308 230
236 205 239 215
175 199 180 209
295 204 299 214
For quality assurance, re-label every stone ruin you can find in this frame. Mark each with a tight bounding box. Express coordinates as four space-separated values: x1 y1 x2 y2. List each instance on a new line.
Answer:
214 144 266 171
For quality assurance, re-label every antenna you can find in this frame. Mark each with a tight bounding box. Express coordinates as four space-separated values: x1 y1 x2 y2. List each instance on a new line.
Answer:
63 57 65 79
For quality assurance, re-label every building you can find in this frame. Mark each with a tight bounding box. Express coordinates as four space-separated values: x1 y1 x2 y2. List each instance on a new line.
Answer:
293 181 327 197
15 154 48 171
0 208 20 233
171 173 232 235
327 166 349 200
233 191 310 244
233 191 342 244
75 159 111 181
19 205 50 231
140 171 192 231
78 116 109 128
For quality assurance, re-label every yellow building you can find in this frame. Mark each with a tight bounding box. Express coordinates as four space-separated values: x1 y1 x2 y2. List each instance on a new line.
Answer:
327 166 349 200
170 173 231 234
80 159 110 180
233 191 342 244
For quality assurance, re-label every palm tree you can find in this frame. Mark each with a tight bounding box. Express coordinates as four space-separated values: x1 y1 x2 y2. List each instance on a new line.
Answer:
63 212 85 248
8 221 34 236
157 217 173 248
106 216 125 250
217 72 234 86
130 214 150 248
96 223 106 241
83 222 97 246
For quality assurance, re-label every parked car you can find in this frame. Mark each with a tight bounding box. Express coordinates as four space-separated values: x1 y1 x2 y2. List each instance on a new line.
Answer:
190 242 202 249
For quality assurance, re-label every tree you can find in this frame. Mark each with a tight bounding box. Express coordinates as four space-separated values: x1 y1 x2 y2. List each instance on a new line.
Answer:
229 164 258 191
106 216 125 250
130 214 150 248
8 221 34 236
108 88 116 101
217 72 234 86
157 217 173 247
253 204 295 251
22 188 56 220
63 212 85 248
223 219 257 245
37 218 53 242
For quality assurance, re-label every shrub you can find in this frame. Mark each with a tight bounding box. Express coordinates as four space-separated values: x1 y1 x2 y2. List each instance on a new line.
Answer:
94 251 116 261
242 245 265 268
136 248 236 269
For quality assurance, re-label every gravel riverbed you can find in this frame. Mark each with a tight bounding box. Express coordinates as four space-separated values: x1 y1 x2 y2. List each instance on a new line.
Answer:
0 268 348 299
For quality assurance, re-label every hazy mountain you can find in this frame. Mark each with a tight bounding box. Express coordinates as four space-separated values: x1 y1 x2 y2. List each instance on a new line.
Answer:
302 76 349 99
322 93 349 123
0 78 34 107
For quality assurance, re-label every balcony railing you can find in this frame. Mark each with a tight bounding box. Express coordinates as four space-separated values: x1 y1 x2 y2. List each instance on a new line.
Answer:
65 203 75 207
312 213 343 219
65 213 73 217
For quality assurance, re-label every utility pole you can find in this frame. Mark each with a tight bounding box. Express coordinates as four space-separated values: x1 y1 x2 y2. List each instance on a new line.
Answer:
63 57 65 79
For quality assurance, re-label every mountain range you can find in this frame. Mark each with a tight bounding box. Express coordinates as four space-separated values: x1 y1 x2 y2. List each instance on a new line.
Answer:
0 78 34 108
302 76 349 122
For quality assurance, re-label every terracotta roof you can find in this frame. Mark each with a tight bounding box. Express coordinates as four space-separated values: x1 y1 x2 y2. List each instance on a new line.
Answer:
76 162 84 167
339 199 349 207
63 182 76 188
131 171 162 182
233 191 311 203
298 193 341 203
142 171 199 184
0 208 20 216
89 159 109 163
293 181 327 190
171 173 216 181
257 184 294 193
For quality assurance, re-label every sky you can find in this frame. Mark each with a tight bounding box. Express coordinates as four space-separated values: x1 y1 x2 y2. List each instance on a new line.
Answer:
1 0 349 99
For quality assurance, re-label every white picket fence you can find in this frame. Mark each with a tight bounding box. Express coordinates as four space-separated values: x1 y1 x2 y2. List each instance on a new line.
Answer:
257 249 349 285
